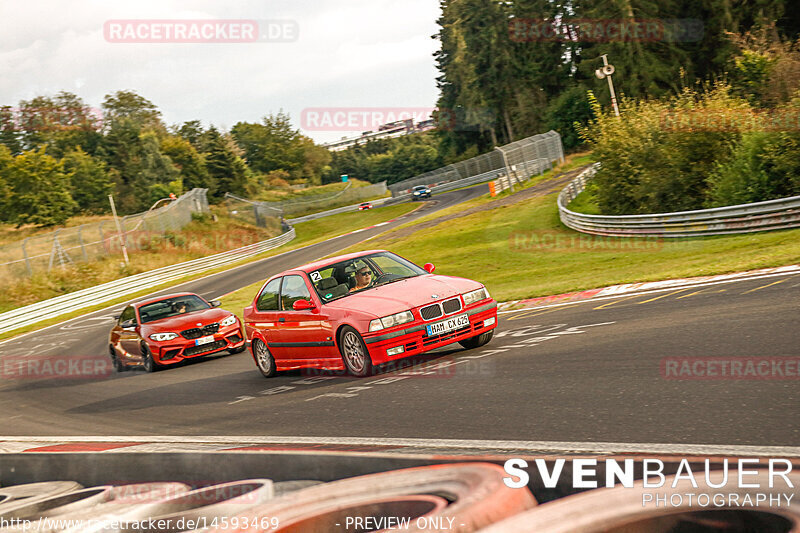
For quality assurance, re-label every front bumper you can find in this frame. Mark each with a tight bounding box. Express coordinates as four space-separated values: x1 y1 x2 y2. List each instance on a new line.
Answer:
150 324 245 364
362 301 497 365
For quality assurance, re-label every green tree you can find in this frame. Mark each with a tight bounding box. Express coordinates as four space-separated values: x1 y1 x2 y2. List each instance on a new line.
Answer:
62 147 114 214
203 127 249 200
101 90 163 131
7 146 77 226
160 136 211 191
0 106 22 155
0 145 13 221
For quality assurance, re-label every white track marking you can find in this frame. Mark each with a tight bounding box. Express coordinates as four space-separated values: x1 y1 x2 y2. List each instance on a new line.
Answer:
4 436 800 457
499 269 800 315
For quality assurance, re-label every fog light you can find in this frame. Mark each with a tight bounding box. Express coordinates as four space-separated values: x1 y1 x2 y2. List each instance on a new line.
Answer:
484 317 496 327
387 346 405 356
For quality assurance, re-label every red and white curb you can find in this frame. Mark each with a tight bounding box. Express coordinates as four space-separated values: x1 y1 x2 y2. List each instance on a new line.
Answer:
2 437 800 457
497 263 800 312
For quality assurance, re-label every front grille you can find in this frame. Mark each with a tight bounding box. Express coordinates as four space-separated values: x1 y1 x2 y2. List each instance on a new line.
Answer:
420 304 443 321
181 323 219 339
183 340 226 357
442 298 462 314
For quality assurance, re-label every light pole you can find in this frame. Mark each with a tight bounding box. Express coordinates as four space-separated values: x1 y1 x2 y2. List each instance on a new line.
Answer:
595 54 620 117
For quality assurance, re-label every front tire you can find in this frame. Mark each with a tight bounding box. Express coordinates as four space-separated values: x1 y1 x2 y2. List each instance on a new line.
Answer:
253 338 276 378
339 326 373 377
109 345 125 373
141 343 159 373
459 330 494 350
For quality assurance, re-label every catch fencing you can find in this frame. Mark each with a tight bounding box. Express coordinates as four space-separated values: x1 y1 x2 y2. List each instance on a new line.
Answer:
389 130 564 196
226 181 389 220
0 189 209 281
558 164 800 237
0 228 296 335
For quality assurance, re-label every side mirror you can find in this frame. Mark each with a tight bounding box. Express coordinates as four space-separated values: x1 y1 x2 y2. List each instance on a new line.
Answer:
292 299 315 311
423 263 435 274
120 319 136 329
210 300 222 308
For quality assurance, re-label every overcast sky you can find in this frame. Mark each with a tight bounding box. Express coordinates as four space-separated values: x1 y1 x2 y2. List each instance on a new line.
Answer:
0 0 442 143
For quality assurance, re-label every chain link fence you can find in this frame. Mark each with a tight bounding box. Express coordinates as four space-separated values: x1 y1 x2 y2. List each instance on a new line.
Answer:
388 130 565 196
225 181 388 220
0 189 209 280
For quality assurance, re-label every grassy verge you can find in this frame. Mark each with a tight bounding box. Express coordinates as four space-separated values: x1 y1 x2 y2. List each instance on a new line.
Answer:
0 203 418 341
566 188 602 215
334 180 800 303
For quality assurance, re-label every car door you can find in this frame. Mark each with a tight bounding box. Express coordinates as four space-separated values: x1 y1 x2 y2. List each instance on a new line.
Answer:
116 306 142 363
273 274 335 361
246 277 284 357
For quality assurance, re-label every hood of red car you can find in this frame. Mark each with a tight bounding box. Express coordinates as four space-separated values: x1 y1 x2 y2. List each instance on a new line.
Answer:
141 308 234 332
326 274 484 316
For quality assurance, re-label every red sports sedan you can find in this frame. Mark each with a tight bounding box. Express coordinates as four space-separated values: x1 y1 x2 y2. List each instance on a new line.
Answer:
244 250 497 377
109 292 246 372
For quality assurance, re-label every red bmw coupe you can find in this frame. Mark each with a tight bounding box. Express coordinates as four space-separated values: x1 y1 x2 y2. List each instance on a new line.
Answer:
244 250 497 377
109 292 246 372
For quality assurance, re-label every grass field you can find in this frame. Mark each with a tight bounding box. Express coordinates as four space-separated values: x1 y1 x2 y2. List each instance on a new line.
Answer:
334 175 800 302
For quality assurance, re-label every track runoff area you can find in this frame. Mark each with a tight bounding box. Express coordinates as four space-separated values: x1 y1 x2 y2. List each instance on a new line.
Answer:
1 182 799 529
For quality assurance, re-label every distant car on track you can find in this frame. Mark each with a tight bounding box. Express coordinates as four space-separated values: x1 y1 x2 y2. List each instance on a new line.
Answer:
244 250 497 377
358 202 372 210
412 185 431 200
109 292 246 372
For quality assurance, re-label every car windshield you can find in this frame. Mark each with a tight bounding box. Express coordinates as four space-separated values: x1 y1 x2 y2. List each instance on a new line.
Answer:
138 295 210 323
308 252 427 303
414 185 427 190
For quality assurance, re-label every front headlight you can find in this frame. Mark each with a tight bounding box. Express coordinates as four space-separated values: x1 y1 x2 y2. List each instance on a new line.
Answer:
463 287 490 306
149 332 178 341
369 310 414 332
220 315 238 327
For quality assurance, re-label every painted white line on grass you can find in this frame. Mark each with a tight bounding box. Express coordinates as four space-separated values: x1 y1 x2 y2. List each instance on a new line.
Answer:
2 436 799 457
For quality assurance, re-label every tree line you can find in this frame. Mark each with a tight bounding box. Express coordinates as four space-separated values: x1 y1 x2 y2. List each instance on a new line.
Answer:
0 91 332 226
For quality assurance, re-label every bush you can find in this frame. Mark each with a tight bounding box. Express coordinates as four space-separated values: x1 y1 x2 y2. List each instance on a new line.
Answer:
580 85 749 214
544 85 593 151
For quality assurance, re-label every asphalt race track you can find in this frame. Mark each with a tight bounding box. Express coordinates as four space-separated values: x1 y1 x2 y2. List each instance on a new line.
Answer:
0 183 798 449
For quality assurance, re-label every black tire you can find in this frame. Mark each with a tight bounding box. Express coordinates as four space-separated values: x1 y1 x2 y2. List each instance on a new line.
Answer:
228 344 247 354
141 343 160 373
339 326 373 377
459 330 494 350
109 345 125 373
252 338 276 378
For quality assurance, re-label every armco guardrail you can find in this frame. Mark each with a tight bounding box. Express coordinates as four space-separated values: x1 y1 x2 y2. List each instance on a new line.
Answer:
0 229 296 336
558 165 800 237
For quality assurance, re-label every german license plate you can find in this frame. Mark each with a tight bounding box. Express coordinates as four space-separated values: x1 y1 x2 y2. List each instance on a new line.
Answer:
195 335 215 346
426 314 469 336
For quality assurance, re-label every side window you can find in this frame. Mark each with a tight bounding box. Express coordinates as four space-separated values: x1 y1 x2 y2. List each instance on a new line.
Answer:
120 306 135 324
256 278 282 311
281 275 311 310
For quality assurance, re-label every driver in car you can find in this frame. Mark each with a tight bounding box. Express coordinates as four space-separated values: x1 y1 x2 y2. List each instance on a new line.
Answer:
349 265 374 292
